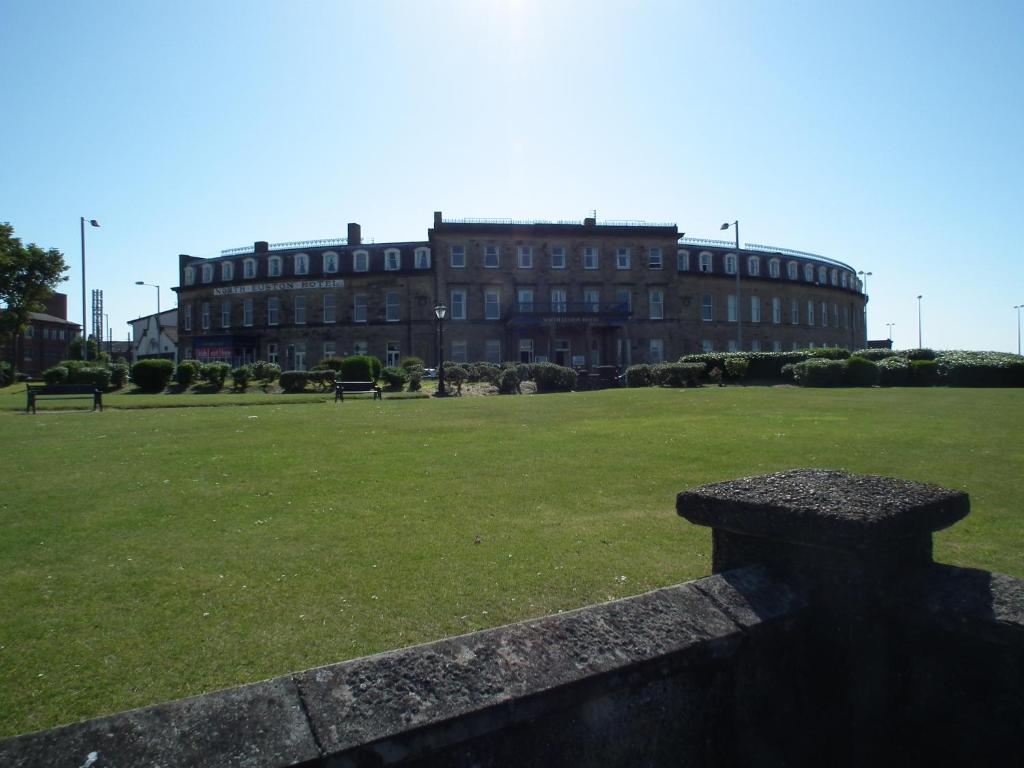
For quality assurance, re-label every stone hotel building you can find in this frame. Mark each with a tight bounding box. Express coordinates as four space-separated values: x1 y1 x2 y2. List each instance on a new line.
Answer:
174 213 867 370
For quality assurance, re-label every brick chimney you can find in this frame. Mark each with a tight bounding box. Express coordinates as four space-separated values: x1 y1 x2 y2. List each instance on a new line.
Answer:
254 241 269 254
347 223 361 246
433 211 443 228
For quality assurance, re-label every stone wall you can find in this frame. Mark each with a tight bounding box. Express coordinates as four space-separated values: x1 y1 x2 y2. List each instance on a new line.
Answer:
2 469 1021 766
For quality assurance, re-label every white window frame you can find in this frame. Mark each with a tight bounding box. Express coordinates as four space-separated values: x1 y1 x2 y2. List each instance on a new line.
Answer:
518 288 534 313
772 297 781 324
294 295 307 325
221 301 231 329
294 253 309 275
386 292 400 322
583 246 598 270
415 248 431 269
804 264 814 282
201 264 214 284
450 289 467 320
243 258 256 279
323 294 336 323
184 305 192 331
699 252 713 273
769 259 780 278
701 294 713 321
702 340 714 353
748 256 760 277
616 247 631 270
677 249 690 271
221 261 234 281
830 268 838 286
807 300 815 326
294 343 307 372
184 266 195 285
451 340 468 363
818 266 828 284
551 287 567 313
583 287 600 312
386 342 400 368
791 298 799 325
483 244 499 269
323 251 339 274
787 261 798 280
751 295 761 323
201 301 210 330
268 256 283 277
267 343 278 365
484 288 501 320
450 244 466 268
323 341 336 359
821 301 828 327
243 299 253 327
384 248 400 271
353 341 368 356
832 302 839 327
649 338 664 363
728 294 738 322
550 246 566 269
649 289 664 320
725 254 737 275
517 245 533 269
268 297 280 326
484 340 501 364
353 250 369 272
353 294 367 323
648 248 663 269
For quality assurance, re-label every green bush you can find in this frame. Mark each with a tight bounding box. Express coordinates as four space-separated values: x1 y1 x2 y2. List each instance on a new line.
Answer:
877 357 911 387
200 362 232 391
497 367 521 394
845 355 879 387
251 360 281 388
132 359 174 392
0 361 12 387
110 363 129 389
42 366 70 386
780 363 797 383
515 362 536 382
625 364 654 387
652 362 704 388
444 364 468 394
909 359 940 386
380 366 409 391
724 357 750 381
809 347 850 360
851 348 900 362
175 361 199 387
793 359 847 387
340 355 381 382
279 370 309 393
315 356 345 372
905 348 937 361
467 362 500 384
307 370 336 390
66 365 111 390
231 365 252 391
406 365 423 392
400 356 424 373
531 363 577 393
938 351 1024 387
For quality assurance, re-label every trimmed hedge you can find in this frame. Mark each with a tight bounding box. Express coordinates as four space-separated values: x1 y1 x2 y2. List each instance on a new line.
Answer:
231 366 252 391
905 348 937 361
279 370 309 393
132 359 174 392
724 357 749 381
43 366 69 385
251 361 281 387
200 362 232 391
380 366 409 391
340 355 381 382
909 359 940 386
175 361 199 387
625 364 654 388
939 351 1024 387
110 363 129 389
845 356 879 387
652 362 704 388
444 364 468 394
792 359 847 387
532 362 577 393
851 348 900 362
877 357 910 387
497 367 521 394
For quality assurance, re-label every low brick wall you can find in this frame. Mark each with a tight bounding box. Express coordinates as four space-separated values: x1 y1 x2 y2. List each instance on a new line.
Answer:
2 469 1022 766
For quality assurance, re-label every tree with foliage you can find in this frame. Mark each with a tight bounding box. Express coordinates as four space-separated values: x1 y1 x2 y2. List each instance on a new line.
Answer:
0 222 68 365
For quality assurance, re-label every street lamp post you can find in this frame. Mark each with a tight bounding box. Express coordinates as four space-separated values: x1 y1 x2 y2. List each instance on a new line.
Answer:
886 323 895 345
80 217 100 359
858 270 872 345
434 302 447 396
1014 305 1022 356
917 295 923 349
135 281 161 314
720 220 741 351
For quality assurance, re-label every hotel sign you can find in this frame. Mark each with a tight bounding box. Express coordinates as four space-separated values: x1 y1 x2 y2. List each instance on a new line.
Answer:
213 279 345 296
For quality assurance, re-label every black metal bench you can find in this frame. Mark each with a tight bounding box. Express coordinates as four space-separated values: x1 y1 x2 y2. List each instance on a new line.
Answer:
26 384 103 413
334 381 382 402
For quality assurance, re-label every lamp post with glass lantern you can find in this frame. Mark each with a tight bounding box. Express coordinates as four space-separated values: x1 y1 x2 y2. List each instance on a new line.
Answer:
434 302 447 396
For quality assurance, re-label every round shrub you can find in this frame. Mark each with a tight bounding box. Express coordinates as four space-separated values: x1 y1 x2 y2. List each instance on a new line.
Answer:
845 355 879 387
625 364 654 387
515 362 536 382
652 362 704 388
316 356 345 372
63 365 111 390
251 360 281 386
445 364 468 394
497 367 521 394
110 363 129 389
0 361 13 387
380 366 409 391
877 356 910 387
132 359 174 392
200 362 232 391
793 359 847 387
279 370 309 393
175 361 198 387
468 362 501 383
724 357 750 381
231 365 252 391
340 355 381 382
532 362 577 393
43 366 69 386
400 356 424 373
406 365 423 392
905 348 937 361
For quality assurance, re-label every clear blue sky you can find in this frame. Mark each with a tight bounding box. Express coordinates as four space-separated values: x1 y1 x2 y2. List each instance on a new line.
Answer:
2 0 1022 351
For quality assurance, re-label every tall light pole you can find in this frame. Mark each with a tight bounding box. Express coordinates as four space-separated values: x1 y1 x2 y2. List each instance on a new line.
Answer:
1014 305 1022 356
886 323 895 346
434 302 447 396
80 217 100 359
720 220 741 351
858 270 872 345
135 281 161 314
917 295 923 349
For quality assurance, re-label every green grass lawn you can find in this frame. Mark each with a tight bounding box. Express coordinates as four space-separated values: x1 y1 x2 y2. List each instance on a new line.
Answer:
1 386 1022 738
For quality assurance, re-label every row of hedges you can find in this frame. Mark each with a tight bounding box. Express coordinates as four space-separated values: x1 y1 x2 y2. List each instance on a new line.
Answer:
626 362 705 388
41 359 129 390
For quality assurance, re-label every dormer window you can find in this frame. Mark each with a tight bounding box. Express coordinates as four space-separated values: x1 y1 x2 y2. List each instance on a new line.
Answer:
184 266 195 285
243 258 256 279
769 259 780 278
818 266 827 284
384 248 400 271
201 264 214 283
804 264 814 282
747 256 760 277
294 253 309 275
677 249 690 271
725 254 737 275
840 271 848 288
221 261 234 281
830 268 838 286
699 252 713 273
787 261 798 280
415 248 431 269
353 250 369 272
269 256 283 277
323 252 339 273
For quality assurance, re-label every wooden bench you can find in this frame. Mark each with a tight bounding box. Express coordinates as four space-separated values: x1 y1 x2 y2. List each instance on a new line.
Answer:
26 384 103 414
334 380 382 402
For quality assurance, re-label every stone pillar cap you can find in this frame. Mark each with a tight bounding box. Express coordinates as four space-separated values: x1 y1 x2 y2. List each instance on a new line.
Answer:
677 469 969 550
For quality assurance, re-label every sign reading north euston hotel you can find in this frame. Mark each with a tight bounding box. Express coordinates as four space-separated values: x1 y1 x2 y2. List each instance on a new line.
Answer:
212 279 345 296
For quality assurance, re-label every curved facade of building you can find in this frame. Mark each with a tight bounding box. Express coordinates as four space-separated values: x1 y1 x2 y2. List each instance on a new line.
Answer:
174 213 867 370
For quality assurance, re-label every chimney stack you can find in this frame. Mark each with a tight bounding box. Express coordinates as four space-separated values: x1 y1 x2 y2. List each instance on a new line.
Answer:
254 241 269 254
347 223 361 246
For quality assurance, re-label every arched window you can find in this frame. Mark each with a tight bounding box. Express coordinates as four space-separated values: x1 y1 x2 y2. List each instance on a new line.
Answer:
747 256 760 277
323 251 339 273
787 261 798 280
201 264 214 283
353 250 369 272
725 253 736 275
415 248 431 269
243 258 256 279
384 248 401 271
677 249 690 271
818 265 827 284
840 271 848 288
221 261 234 281
830 268 838 286
268 256 283 277
294 253 309 275
769 259 780 278
804 264 814 282
184 266 195 286
699 252 713 273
